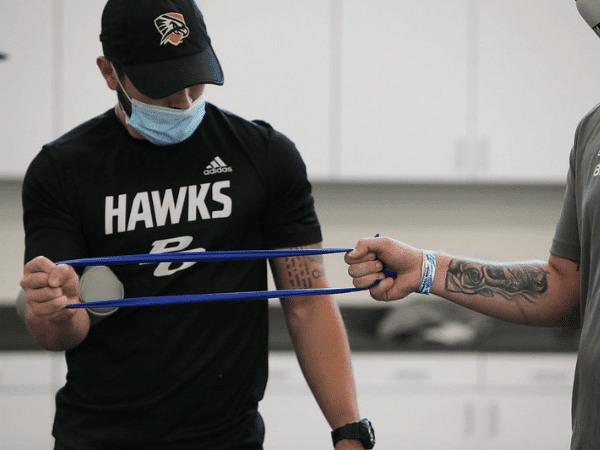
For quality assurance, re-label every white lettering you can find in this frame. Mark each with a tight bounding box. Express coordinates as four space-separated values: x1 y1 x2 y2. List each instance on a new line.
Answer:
152 187 187 226
203 166 233 175
127 192 154 231
212 180 232 219
595 165 600 177
147 236 205 277
104 182 232 234
188 183 211 221
105 194 127 235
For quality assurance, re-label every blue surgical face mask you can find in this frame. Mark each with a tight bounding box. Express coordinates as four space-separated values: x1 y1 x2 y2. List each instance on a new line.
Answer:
113 66 206 146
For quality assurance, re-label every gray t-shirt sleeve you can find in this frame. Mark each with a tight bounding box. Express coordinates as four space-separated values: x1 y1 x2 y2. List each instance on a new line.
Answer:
550 142 580 263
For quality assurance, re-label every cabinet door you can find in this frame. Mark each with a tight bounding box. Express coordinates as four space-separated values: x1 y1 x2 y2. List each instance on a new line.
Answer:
477 0 600 182
201 0 332 179
339 0 469 181
358 393 478 450
480 395 572 450
60 0 117 135
0 353 55 449
352 353 479 449
260 353 331 449
262 352 479 449
480 353 576 450
0 0 54 178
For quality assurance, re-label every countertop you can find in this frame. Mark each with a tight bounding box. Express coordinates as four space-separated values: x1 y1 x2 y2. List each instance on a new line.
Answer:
0 304 580 353
269 305 580 353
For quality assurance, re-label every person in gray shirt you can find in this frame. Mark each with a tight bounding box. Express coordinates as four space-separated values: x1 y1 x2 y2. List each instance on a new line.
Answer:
345 1 600 448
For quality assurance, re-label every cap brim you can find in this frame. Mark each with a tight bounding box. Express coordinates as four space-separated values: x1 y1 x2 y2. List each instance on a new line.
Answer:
122 45 224 99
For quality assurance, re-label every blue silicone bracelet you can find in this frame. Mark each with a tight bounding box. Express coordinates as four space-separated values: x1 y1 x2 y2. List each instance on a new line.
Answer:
417 251 436 295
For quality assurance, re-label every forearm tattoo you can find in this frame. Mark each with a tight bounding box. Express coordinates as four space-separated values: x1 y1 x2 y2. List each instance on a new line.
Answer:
283 245 325 289
445 259 549 303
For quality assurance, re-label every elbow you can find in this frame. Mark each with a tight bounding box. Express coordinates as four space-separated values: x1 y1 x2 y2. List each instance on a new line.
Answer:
281 296 317 327
281 296 340 331
551 305 582 330
526 301 581 330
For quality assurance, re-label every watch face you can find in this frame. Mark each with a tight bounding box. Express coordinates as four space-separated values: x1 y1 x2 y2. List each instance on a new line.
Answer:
360 419 376 446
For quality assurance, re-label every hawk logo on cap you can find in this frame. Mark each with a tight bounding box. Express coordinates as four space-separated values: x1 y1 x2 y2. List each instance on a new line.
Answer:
154 13 190 46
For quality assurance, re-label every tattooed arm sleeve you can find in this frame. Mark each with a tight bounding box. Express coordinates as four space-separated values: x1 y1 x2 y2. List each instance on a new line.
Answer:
440 255 581 328
445 259 549 304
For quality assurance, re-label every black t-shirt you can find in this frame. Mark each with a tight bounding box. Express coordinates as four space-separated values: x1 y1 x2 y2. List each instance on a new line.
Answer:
23 103 322 449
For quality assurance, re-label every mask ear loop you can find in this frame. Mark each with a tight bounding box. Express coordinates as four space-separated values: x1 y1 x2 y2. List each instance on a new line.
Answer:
111 62 133 118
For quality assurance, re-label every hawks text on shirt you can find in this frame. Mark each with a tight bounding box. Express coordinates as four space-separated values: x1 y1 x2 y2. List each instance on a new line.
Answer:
104 180 232 234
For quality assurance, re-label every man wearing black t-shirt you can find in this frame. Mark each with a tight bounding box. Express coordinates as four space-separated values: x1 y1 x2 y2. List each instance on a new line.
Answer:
19 1 370 449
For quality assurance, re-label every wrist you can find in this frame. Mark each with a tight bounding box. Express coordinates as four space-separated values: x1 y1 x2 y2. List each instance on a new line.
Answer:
335 439 367 449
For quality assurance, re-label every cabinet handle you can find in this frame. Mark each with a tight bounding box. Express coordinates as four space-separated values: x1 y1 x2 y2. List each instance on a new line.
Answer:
477 139 490 171
488 402 499 438
455 138 467 172
464 402 475 438
268 368 292 381
392 369 428 381
533 369 568 383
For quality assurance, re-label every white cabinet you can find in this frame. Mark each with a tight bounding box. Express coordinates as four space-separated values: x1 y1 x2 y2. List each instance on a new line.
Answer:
0 0 114 179
60 0 333 178
352 353 480 449
3 0 599 182
478 354 574 450
0 350 577 449
202 0 332 179
0 0 54 178
261 353 332 448
261 352 481 449
60 0 116 135
339 0 470 182
479 396 572 450
476 0 600 183
203 0 600 182
202 0 600 183
0 353 56 449
338 0 600 182
261 352 576 450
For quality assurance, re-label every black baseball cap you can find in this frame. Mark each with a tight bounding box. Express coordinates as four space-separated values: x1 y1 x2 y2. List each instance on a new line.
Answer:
100 0 224 99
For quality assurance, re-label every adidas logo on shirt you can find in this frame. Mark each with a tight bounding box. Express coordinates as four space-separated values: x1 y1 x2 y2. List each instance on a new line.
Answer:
204 156 233 175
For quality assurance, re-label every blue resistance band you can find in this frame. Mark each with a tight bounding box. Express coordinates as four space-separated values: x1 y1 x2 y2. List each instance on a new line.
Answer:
61 248 398 309
58 248 355 267
65 287 365 309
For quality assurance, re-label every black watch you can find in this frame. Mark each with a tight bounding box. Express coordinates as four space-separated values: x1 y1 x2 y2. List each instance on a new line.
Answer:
331 418 375 449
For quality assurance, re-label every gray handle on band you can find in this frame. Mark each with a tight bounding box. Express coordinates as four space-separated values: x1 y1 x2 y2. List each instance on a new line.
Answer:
15 265 123 325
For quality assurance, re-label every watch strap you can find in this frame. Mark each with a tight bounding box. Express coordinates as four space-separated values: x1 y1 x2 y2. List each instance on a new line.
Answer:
331 419 375 449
